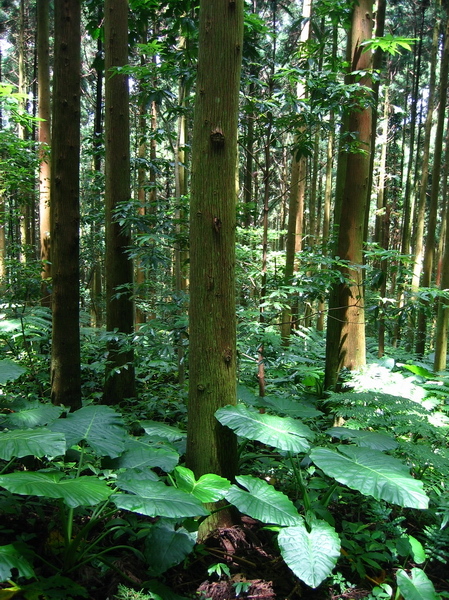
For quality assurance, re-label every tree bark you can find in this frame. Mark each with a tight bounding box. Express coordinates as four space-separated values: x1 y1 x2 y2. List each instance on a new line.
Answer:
37 0 51 307
103 0 136 404
324 0 373 389
186 0 244 534
416 9 449 355
50 0 82 410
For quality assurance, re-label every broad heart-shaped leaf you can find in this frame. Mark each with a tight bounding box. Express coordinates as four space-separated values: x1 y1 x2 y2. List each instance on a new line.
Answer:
0 359 26 384
0 429 66 460
144 522 196 576
215 405 314 453
325 427 398 451
278 520 340 588
50 405 126 458
396 568 440 600
111 438 179 472
0 544 35 582
310 446 429 509
0 472 112 508
225 475 302 526
174 466 230 503
3 405 64 429
140 420 186 443
112 479 209 518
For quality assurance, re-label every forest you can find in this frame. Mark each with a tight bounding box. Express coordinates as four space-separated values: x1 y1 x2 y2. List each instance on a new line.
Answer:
0 0 449 598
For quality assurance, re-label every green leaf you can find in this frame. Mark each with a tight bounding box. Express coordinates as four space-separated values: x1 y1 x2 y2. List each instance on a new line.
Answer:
174 467 230 503
225 475 302 526
144 580 190 600
140 420 186 443
112 479 209 518
0 359 26 384
50 405 127 458
144 522 195 575
310 447 428 509
325 427 398 451
0 544 35 582
0 429 66 460
3 405 64 429
396 568 440 600
408 536 427 564
0 472 112 508
278 520 340 588
215 405 314 453
257 396 323 419
116 469 159 486
112 438 179 471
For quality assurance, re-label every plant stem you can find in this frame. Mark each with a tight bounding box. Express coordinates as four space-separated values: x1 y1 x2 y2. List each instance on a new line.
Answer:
289 452 311 511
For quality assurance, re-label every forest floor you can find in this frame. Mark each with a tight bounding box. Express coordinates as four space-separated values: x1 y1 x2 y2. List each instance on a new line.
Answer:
110 516 375 600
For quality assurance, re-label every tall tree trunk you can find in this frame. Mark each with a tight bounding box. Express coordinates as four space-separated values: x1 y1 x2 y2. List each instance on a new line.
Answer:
317 23 338 332
90 24 104 328
174 65 189 385
416 10 449 355
18 0 34 257
37 0 51 308
103 0 136 404
324 0 373 389
50 0 82 411
411 4 439 297
186 0 244 535
375 83 390 358
281 0 312 343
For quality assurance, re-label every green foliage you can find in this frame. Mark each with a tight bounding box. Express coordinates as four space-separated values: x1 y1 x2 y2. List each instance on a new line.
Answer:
396 568 441 600
278 520 341 588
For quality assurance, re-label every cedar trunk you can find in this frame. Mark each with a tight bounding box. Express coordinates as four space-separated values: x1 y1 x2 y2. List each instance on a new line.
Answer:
103 0 136 404
324 0 373 389
50 0 82 410
37 0 51 307
186 0 244 530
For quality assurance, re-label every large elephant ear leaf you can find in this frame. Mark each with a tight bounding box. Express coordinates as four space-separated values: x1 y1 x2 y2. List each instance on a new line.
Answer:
396 568 441 600
50 405 127 458
0 429 66 460
174 466 230 503
0 472 112 508
278 520 340 588
0 544 35 582
144 522 196 576
112 479 209 519
3 404 64 429
310 446 428 509
325 427 398 451
215 405 314 453
0 359 26 385
225 475 302 526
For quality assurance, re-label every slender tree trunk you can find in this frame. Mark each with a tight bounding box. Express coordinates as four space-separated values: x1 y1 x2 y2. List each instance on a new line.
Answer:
186 0 244 535
90 25 104 328
416 10 449 355
50 0 82 410
324 0 373 389
281 0 312 343
37 0 51 308
375 83 390 358
401 6 425 256
317 24 338 332
174 71 189 385
103 0 136 404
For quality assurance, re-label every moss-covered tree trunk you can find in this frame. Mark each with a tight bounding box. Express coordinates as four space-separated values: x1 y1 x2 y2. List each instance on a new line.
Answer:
324 0 373 389
50 0 81 410
103 0 136 404
186 0 244 531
